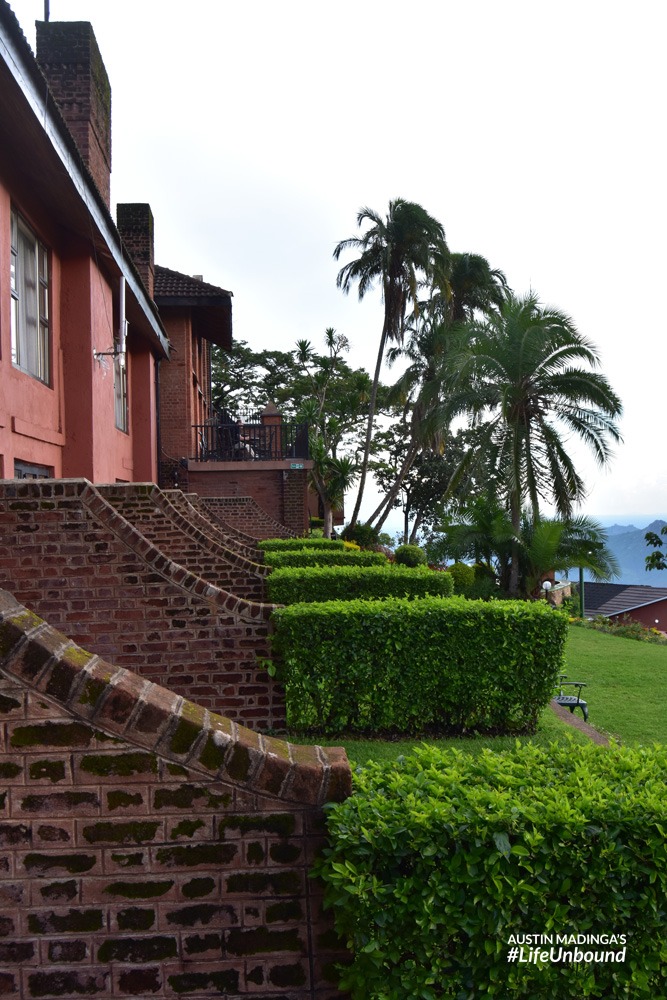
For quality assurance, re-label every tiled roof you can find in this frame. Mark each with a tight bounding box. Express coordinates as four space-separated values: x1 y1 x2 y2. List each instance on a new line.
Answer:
154 265 232 299
584 582 667 617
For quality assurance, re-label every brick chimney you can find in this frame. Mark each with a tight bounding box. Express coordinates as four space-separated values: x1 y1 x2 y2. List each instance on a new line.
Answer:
36 21 112 206
117 203 155 299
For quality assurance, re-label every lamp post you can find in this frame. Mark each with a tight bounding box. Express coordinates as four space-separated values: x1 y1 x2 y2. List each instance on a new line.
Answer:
542 579 552 603
579 565 585 618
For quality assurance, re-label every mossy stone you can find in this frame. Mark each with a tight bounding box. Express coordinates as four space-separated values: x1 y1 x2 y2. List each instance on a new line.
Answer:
155 843 237 868
25 853 96 874
225 871 300 895
183 933 222 955
40 880 77 901
29 760 66 783
104 880 174 899
269 962 307 987
107 790 143 811
21 791 98 812
82 821 159 844
80 752 157 776
167 971 239 994
219 814 295 837
270 842 301 864
197 734 227 772
0 695 21 714
28 909 103 934
0 762 21 779
11 722 95 748
153 784 229 811
166 904 236 928
266 900 303 923
226 927 301 956
109 852 144 868
97 936 177 963
246 841 264 864
117 907 155 931
170 819 204 839
181 877 215 899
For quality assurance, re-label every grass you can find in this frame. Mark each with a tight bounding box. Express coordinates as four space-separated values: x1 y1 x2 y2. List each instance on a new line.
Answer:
288 702 589 766
565 624 667 744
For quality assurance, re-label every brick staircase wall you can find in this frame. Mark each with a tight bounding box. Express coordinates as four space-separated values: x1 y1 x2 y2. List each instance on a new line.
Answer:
0 589 350 999
163 492 261 562
96 484 268 603
0 480 283 728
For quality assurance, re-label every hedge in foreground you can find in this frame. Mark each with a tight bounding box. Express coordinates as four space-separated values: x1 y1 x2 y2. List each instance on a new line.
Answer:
258 537 346 551
271 596 565 733
263 549 387 569
266 564 453 604
315 742 667 999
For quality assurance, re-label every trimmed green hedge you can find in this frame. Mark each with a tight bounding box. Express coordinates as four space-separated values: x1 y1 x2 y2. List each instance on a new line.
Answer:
316 742 667 998
266 565 453 604
258 537 346 551
271 596 565 733
263 550 387 569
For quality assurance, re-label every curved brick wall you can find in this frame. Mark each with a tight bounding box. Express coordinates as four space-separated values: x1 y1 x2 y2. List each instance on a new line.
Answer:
0 480 281 726
163 491 261 561
0 588 351 998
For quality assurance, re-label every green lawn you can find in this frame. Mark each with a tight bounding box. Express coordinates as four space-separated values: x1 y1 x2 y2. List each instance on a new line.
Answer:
565 625 667 744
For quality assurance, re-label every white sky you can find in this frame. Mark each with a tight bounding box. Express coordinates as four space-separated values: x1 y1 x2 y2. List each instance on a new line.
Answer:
16 0 667 530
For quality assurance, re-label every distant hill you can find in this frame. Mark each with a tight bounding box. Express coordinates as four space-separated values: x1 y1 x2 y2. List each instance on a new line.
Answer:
593 520 667 586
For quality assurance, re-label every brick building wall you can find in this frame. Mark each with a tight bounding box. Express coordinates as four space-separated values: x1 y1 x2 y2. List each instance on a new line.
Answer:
0 589 350 999
0 480 283 729
200 497 296 543
163 492 261 560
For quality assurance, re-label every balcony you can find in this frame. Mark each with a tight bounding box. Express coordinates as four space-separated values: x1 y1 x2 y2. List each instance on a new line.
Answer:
192 416 310 465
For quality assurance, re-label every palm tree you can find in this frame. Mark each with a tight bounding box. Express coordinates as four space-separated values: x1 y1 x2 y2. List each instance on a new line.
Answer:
450 292 623 595
519 513 620 598
334 199 448 528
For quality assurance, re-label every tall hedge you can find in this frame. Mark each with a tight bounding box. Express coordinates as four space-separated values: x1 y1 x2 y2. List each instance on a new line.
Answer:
263 550 387 569
266 565 453 604
258 537 346 551
271 597 566 733
315 742 667 998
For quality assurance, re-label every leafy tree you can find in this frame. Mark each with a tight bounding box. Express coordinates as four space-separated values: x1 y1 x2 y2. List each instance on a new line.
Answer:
448 292 623 594
334 198 448 528
645 525 667 571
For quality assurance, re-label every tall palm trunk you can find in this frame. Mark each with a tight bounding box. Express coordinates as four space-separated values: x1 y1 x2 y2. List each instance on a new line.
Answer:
366 438 420 531
347 326 388 529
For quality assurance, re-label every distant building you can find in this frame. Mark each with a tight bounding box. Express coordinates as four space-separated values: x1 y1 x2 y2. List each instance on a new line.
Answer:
584 582 667 631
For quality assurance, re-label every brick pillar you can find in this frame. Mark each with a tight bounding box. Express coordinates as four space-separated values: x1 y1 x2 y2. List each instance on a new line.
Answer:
36 21 112 206
283 469 309 536
117 203 155 299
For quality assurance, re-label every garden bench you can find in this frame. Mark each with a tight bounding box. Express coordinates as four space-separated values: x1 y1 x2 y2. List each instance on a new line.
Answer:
553 673 588 722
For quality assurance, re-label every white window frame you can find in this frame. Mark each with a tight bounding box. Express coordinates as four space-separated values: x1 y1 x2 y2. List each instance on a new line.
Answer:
10 208 50 384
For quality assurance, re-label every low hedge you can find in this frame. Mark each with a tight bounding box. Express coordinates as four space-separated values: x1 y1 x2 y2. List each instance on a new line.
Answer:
263 550 387 569
266 565 453 604
315 742 667 998
271 596 565 733
258 537 346 551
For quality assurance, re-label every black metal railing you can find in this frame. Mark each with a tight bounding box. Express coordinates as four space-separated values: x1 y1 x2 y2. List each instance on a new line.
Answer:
193 421 310 463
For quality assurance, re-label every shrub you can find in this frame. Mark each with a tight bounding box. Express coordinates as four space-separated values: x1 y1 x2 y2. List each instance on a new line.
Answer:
266 565 454 605
316 741 667 998
448 561 475 594
393 543 427 567
258 537 345 551
340 523 380 548
271 596 566 734
263 550 388 569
